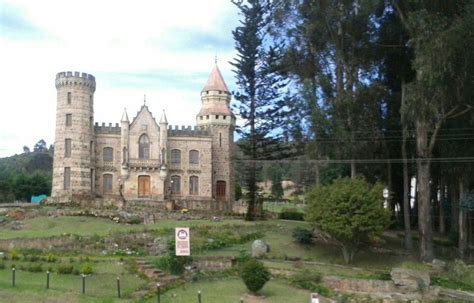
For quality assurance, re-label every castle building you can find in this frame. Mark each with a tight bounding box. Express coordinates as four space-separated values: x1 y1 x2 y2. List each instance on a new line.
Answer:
51 65 235 210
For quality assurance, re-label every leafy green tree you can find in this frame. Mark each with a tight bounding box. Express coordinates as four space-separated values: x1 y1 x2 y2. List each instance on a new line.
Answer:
306 178 391 263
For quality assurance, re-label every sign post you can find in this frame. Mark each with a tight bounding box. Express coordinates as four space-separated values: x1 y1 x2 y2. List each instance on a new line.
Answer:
175 227 190 256
310 293 319 303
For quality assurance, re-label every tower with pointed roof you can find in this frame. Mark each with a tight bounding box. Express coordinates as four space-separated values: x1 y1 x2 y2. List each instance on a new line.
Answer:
197 64 236 210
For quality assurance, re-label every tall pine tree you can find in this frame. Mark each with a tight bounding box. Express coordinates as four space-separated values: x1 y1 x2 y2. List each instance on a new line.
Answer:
231 0 288 220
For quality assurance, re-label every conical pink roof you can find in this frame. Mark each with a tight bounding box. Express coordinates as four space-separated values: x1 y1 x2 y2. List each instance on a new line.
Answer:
202 65 229 92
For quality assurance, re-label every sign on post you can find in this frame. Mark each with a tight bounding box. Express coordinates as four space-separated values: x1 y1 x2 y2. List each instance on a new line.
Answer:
310 293 319 303
175 227 190 256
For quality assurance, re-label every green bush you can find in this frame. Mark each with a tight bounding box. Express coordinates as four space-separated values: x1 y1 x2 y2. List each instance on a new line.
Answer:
306 178 391 263
292 227 313 244
27 263 43 273
10 250 20 261
81 264 93 275
278 209 304 221
239 258 270 293
289 270 330 296
47 253 58 263
0 263 5 270
57 265 74 274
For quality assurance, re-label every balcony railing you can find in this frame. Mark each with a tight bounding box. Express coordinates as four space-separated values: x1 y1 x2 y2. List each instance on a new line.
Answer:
129 158 160 169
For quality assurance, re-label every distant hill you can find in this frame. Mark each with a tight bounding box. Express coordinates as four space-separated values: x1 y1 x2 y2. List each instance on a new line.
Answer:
0 151 53 202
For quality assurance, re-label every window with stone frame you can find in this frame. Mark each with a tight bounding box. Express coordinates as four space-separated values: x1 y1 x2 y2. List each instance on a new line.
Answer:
103 174 113 194
139 134 150 159
189 176 199 195
171 175 181 194
67 92 72 104
66 114 72 127
103 147 114 162
171 149 181 164
189 150 199 165
64 167 71 189
65 139 71 157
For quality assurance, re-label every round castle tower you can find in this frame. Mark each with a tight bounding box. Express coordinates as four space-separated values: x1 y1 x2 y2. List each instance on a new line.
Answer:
196 65 236 209
52 71 96 201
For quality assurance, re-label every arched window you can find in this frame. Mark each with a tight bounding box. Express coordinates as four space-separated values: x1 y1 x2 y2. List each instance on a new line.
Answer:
189 150 199 165
189 176 199 195
103 147 113 162
171 175 181 194
171 149 181 164
139 134 150 159
103 174 113 194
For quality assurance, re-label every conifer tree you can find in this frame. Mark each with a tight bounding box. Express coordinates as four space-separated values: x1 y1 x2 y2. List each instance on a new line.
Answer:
231 0 288 220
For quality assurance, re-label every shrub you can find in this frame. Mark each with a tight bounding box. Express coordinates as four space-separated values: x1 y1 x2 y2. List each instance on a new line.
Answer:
278 209 304 221
47 253 58 263
81 264 93 275
292 227 313 244
57 265 74 274
0 263 5 270
289 270 330 296
10 250 20 261
27 264 43 273
239 258 270 293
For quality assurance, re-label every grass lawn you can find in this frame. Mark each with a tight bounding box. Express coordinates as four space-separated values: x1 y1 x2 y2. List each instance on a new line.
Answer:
0 216 251 239
0 265 147 303
156 278 311 303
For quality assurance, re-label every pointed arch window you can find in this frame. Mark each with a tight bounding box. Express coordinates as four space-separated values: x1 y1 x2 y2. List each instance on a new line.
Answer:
103 174 113 194
139 134 150 159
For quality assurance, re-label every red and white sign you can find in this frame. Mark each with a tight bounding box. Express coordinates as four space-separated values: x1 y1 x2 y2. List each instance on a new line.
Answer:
175 227 190 256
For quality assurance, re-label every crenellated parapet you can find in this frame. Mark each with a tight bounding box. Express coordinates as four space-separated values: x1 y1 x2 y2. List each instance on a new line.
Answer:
95 122 121 135
168 125 211 137
55 71 96 91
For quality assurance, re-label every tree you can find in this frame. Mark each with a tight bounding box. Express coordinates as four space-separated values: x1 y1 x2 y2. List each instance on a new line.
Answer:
306 178 391 263
393 0 474 261
231 0 288 220
33 139 47 153
23 146 30 154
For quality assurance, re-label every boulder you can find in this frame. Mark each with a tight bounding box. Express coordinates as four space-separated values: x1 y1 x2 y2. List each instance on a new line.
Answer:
251 239 269 258
391 268 430 292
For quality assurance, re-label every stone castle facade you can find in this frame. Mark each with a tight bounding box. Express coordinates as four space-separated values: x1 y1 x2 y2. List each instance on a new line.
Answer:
51 65 235 210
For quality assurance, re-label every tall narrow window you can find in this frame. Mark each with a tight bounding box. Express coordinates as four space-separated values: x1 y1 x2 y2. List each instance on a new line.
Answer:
103 174 113 194
139 134 150 159
66 114 72 127
219 133 222 147
90 141 93 156
64 167 71 189
171 149 181 164
171 175 181 194
67 92 72 104
189 150 199 165
103 147 113 162
65 139 71 157
189 176 199 195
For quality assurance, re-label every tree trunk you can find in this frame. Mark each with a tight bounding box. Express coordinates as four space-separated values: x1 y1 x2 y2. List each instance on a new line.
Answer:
459 179 467 258
439 178 446 234
416 120 434 262
450 182 459 233
401 82 413 251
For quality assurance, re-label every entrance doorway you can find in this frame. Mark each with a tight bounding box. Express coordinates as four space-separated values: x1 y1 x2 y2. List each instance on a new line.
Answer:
138 175 151 198
216 181 226 200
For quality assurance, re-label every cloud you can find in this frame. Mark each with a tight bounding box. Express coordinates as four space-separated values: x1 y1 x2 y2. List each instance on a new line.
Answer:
0 0 240 157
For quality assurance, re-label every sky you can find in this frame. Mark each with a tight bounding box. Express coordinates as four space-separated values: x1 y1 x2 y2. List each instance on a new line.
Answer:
0 0 240 157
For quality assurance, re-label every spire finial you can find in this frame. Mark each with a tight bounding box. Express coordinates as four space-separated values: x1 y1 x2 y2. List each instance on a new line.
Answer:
215 53 217 65
144 94 146 105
